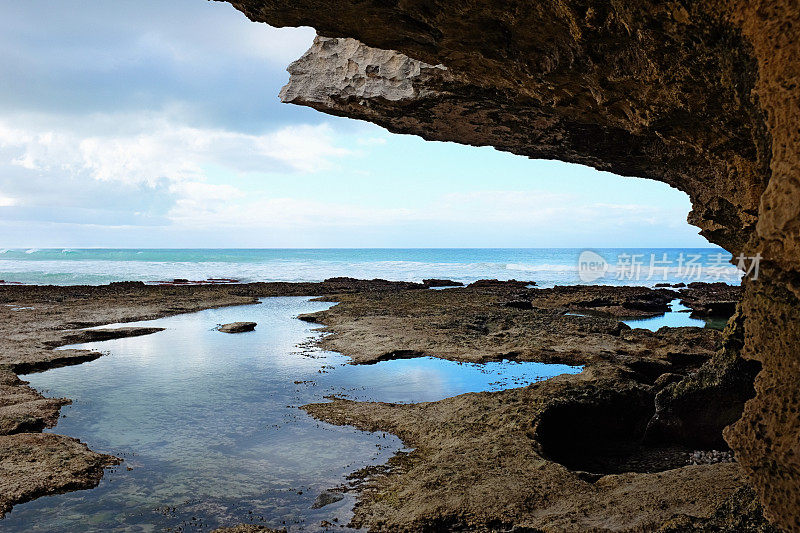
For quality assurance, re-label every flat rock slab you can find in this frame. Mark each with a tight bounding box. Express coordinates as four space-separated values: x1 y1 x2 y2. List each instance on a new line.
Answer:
0 432 119 517
55 327 166 346
312 490 344 509
0 366 67 435
213 526 285 533
217 322 257 334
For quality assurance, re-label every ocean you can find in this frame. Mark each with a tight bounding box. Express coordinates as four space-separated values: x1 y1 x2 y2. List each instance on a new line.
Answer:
0 248 743 287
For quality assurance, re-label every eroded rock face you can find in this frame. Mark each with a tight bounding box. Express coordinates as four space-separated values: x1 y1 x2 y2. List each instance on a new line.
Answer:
231 0 772 251
222 0 798 528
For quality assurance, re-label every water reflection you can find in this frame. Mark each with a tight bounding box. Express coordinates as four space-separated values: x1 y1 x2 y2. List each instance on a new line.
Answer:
623 299 711 331
4 297 580 532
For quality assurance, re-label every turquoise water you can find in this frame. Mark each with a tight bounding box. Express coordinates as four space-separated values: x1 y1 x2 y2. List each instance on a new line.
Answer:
0 248 740 287
2 297 580 532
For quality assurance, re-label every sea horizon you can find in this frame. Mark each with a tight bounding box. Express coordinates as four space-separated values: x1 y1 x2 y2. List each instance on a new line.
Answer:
0 247 740 287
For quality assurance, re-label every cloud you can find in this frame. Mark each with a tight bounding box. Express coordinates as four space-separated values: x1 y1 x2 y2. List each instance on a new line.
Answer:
0 1 319 132
0 193 16 207
162 185 684 240
0 1 708 248
0 115 351 186
0 111 357 232
0 111 700 247
167 193 414 230
430 190 577 224
357 137 389 146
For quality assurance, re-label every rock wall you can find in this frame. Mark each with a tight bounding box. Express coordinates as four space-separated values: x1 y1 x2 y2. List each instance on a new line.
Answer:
221 0 798 529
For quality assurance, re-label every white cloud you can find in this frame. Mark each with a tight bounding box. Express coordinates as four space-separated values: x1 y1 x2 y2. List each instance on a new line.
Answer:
0 193 16 206
0 112 362 234
357 136 389 146
161 184 680 239
0 116 351 187
0 112 694 246
431 190 576 224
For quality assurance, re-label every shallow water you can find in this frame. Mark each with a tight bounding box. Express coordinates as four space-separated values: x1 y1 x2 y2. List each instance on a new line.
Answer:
623 299 711 331
3 297 580 532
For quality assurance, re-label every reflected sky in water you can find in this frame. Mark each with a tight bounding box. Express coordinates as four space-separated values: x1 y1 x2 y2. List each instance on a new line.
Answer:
623 299 710 331
4 297 580 532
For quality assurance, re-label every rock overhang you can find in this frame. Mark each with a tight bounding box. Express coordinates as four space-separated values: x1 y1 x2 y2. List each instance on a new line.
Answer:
218 1 799 529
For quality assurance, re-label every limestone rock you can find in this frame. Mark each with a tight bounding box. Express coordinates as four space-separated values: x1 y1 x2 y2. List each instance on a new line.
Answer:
422 278 463 287
220 0 799 527
0 366 67 435
680 282 743 318
0 433 119 517
217 322 257 333
311 490 344 509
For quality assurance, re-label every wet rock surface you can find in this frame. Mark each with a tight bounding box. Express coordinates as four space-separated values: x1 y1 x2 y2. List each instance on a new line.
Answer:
0 366 67 436
529 284 678 318
688 449 736 465
299 283 718 367
218 322 257 333
212 526 286 533
680 282 744 318
0 432 119 517
421 278 463 288
312 491 344 509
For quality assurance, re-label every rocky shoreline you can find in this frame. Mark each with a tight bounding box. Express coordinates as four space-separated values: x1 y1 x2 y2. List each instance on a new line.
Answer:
0 279 771 531
0 279 421 519
297 281 771 531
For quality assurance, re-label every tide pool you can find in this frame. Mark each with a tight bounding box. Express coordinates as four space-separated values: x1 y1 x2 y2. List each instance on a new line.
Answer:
2 297 580 532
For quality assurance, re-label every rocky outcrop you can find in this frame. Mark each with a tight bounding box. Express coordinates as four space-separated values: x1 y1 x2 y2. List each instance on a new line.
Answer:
0 367 66 435
52 327 166 347
217 322 257 333
298 284 721 366
221 1 799 528
0 433 119 517
727 272 800 531
646 306 761 450
530 284 678 317
680 282 744 318
303 379 756 532
421 279 463 287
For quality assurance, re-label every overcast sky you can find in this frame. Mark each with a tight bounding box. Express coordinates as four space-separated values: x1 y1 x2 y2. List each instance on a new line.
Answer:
0 0 711 248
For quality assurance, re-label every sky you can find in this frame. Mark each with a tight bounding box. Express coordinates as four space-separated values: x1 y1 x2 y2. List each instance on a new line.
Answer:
0 0 712 248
